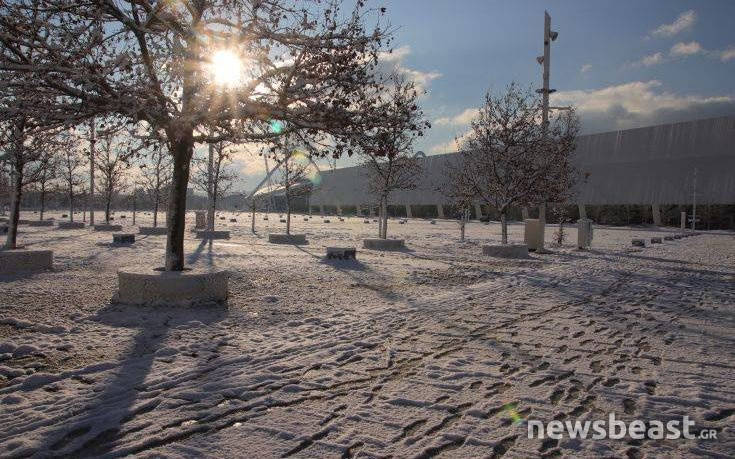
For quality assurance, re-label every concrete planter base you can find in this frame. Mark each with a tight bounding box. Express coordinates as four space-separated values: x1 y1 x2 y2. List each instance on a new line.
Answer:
363 238 405 250
0 249 53 274
113 233 135 244
95 224 123 232
268 233 307 244
196 230 230 240
117 267 229 306
326 247 357 259
28 220 54 227
482 244 529 259
139 226 168 235
57 221 85 229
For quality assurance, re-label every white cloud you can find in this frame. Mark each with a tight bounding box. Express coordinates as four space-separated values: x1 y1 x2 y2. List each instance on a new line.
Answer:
434 108 479 127
552 80 735 133
650 10 696 38
720 46 735 62
670 41 703 56
580 64 593 73
377 45 412 63
429 130 473 154
376 45 441 92
632 52 665 67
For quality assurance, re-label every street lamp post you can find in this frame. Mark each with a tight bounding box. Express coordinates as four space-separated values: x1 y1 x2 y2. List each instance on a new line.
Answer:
535 10 562 252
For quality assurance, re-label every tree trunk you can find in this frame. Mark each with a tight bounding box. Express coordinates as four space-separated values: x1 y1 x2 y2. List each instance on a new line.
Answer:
4 166 22 249
39 182 45 221
105 193 111 223
69 189 74 222
251 205 256 233
286 196 291 235
153 197 159 227
500 211 508 244
206 143 215 231
89 121 95 225
165 131 194 271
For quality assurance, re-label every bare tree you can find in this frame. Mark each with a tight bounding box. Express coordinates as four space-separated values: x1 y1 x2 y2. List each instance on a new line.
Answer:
443 158 477 242
96 130 135 224
139 147 172 228
191 142 237 229
0 118 57 248
58 147 86 223
32 150 58 221
455 83 579 244
358 74 429 239
0 1 408 271
274 148 311 235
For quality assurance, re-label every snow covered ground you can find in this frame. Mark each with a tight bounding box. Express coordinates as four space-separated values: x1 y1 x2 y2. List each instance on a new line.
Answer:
1 210 734 458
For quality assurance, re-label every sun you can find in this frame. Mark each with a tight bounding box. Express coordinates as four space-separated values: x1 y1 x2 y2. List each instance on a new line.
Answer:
210 50 242 87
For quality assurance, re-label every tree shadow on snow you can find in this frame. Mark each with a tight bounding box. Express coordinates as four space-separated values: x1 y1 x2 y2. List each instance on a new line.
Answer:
36 300 227 456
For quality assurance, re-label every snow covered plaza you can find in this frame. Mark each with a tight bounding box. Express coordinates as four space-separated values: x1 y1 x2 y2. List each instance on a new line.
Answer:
1 213 734 457
2 1 735 458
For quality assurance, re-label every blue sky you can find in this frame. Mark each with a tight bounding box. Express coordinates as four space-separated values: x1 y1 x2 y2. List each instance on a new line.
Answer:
236 1 735 190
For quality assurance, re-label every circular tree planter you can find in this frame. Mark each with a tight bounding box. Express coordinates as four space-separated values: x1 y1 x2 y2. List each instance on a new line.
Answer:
57 221 85 229
94 224 123 232
363 238 405 250
196 230 230 240
139 226 168 235
482 244 529 259
0 248 53 274
28 220 54 227
117 267 229 306
268 233 307 244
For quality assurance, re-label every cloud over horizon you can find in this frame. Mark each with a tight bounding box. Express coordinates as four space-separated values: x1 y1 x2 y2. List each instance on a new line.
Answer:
649 10 696 38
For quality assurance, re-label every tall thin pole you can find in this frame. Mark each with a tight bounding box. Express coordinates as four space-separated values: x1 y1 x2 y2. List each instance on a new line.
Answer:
536 11 554 250
89 120 96 225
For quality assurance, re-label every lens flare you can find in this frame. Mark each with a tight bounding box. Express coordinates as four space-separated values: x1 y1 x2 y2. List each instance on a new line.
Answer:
269 120 284 134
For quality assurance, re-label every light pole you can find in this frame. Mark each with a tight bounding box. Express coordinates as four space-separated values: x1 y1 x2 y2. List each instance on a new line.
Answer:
535 10 561 252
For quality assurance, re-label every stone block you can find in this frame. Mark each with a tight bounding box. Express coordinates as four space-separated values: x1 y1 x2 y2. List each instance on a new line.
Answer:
482 244 529 259
362 238 405 250
632 239 645 247
268 233 307 244
117 267 229 305
57 221 85 229
664 236 674 241
28 220 54 227
229 218 237 223
113 233 135 244
650 237 662 244
323 219 331 223
524 219 543 251
196 230 230 240
139 226 168 235
94 224 123 232
326 247 357 260
0 249 53 274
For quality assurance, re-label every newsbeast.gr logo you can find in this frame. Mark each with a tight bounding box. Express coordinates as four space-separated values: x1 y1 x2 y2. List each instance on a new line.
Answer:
527 413 718 440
